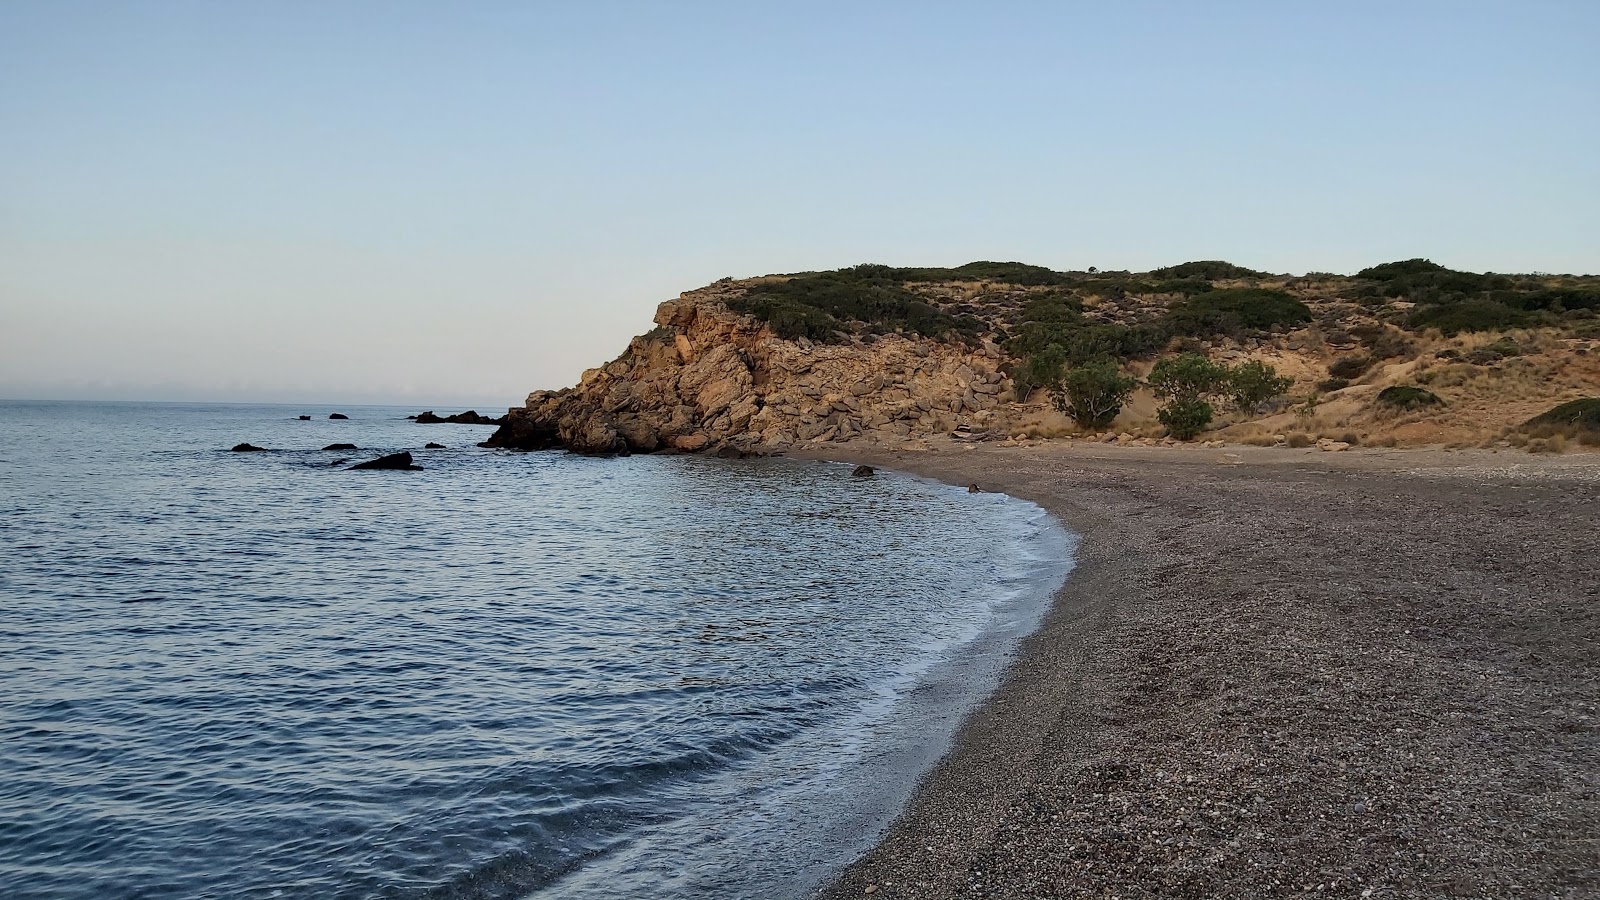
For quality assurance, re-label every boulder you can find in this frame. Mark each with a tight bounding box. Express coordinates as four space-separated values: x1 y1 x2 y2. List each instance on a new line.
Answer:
424 442 446 449
329 413 349 420
414 410 505 425
851 465 875 477
322 443 358 451
231 443 267 452
297 415 311 420
348 452 422 471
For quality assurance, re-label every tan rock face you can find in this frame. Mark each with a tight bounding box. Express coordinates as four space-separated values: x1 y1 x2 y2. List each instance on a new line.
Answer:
485 285 1016 454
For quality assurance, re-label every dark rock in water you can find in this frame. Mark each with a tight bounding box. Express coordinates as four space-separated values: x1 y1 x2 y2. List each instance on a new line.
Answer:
231 443 268 452
348 452 421 471
968 483 984 493
322 443 358 451
424 442 446 449
414 410 505 426
852 465 875 477
298 415 311 420
330 458 349 466
329 413 349 420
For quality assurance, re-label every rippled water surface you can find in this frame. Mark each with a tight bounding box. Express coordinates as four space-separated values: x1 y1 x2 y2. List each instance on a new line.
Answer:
0 401 1073 899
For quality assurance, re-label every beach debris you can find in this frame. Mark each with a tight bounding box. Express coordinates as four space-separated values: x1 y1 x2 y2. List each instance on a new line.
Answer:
231 443 268 452
851 465 875 477
348 452 422 471
322 443 358 451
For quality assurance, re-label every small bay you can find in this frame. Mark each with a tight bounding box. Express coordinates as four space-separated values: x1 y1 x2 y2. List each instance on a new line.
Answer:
0 400 1072 899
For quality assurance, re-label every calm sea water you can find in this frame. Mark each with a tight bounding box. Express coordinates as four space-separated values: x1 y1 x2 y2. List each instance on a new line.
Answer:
0 400 1073 900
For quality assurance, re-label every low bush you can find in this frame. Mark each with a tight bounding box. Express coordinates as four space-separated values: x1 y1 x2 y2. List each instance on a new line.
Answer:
1522 398 1600 432
1055 361 1138 429
730 266 967 342
1163 288 1312 337
1376 385 1444 410
1327 355 1372 379
1318 377 1351 393
1407 299 1534 335
1157 399 1215 440
1149 260 1269 281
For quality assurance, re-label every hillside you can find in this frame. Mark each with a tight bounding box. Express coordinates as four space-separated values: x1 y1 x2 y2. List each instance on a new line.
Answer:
486 260 1600 455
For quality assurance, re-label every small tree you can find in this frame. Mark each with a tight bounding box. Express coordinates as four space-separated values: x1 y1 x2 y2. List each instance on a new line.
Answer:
1055 360 1137 429
1147 353 1230 440
1225 360 1294 413
1014 345 1066 402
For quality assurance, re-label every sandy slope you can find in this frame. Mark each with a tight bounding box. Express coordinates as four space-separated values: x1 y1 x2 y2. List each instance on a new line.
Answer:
802 444 1598 899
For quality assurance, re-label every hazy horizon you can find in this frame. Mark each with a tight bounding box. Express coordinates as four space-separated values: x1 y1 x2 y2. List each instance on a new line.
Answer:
4 1 1596 405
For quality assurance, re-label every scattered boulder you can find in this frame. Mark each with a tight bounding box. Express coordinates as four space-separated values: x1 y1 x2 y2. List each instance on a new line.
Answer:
851 465 875 477
231 443 268 452
329 413 349 420
322 443 358 451
424 442 446 449
330 458 349 466
348 452 422 471
297 415 311 421
414 410 505 425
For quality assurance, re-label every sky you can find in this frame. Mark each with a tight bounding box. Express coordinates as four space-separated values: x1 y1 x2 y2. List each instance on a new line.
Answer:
2 1 1596 406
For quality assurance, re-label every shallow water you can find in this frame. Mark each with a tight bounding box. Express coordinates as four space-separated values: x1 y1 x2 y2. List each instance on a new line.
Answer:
0 401 1073 899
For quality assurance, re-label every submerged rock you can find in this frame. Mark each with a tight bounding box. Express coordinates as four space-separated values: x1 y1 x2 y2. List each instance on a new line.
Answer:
424 442 446 449
329 413 349 420
852 465 875 477
231 443 268 452
348 452 422 471
322 443 359 451
297 415 311 421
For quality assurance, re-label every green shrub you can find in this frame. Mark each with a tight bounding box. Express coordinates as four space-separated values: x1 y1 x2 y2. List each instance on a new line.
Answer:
730 266 966 342
1157 398 1214 440
1148 353 1230 402
1318 377 1351 392
1225 360 1294 413
1407 299 1534 335
1149 260 1269 280
1014 345 1067 401
1376 385 1443 410
1522 398 1600 431
1328 355 1372 379
1163 288 1312 336
1055 361 1138 429
1148 353 1230 440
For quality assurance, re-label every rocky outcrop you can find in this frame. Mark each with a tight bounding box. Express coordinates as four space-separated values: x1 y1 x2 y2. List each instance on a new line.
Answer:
329 413 349 420
414 410 506 425
231 443 268 452
485 285 1017 455
322 443 359 451
349 451 421 471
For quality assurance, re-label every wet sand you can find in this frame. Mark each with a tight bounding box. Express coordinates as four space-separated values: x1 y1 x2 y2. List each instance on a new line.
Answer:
804 443 1599 899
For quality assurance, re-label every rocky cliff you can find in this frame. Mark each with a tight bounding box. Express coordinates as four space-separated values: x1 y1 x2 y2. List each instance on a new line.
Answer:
484 283 1017 454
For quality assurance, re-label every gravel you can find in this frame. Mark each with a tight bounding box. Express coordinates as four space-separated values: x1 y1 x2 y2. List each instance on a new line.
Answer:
809 444 1599 900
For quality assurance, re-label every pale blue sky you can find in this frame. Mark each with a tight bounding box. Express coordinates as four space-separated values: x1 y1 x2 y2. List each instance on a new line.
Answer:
2 1 1595 405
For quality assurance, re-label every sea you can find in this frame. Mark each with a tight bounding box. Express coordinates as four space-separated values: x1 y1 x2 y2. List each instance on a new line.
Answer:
0 400 1075 900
